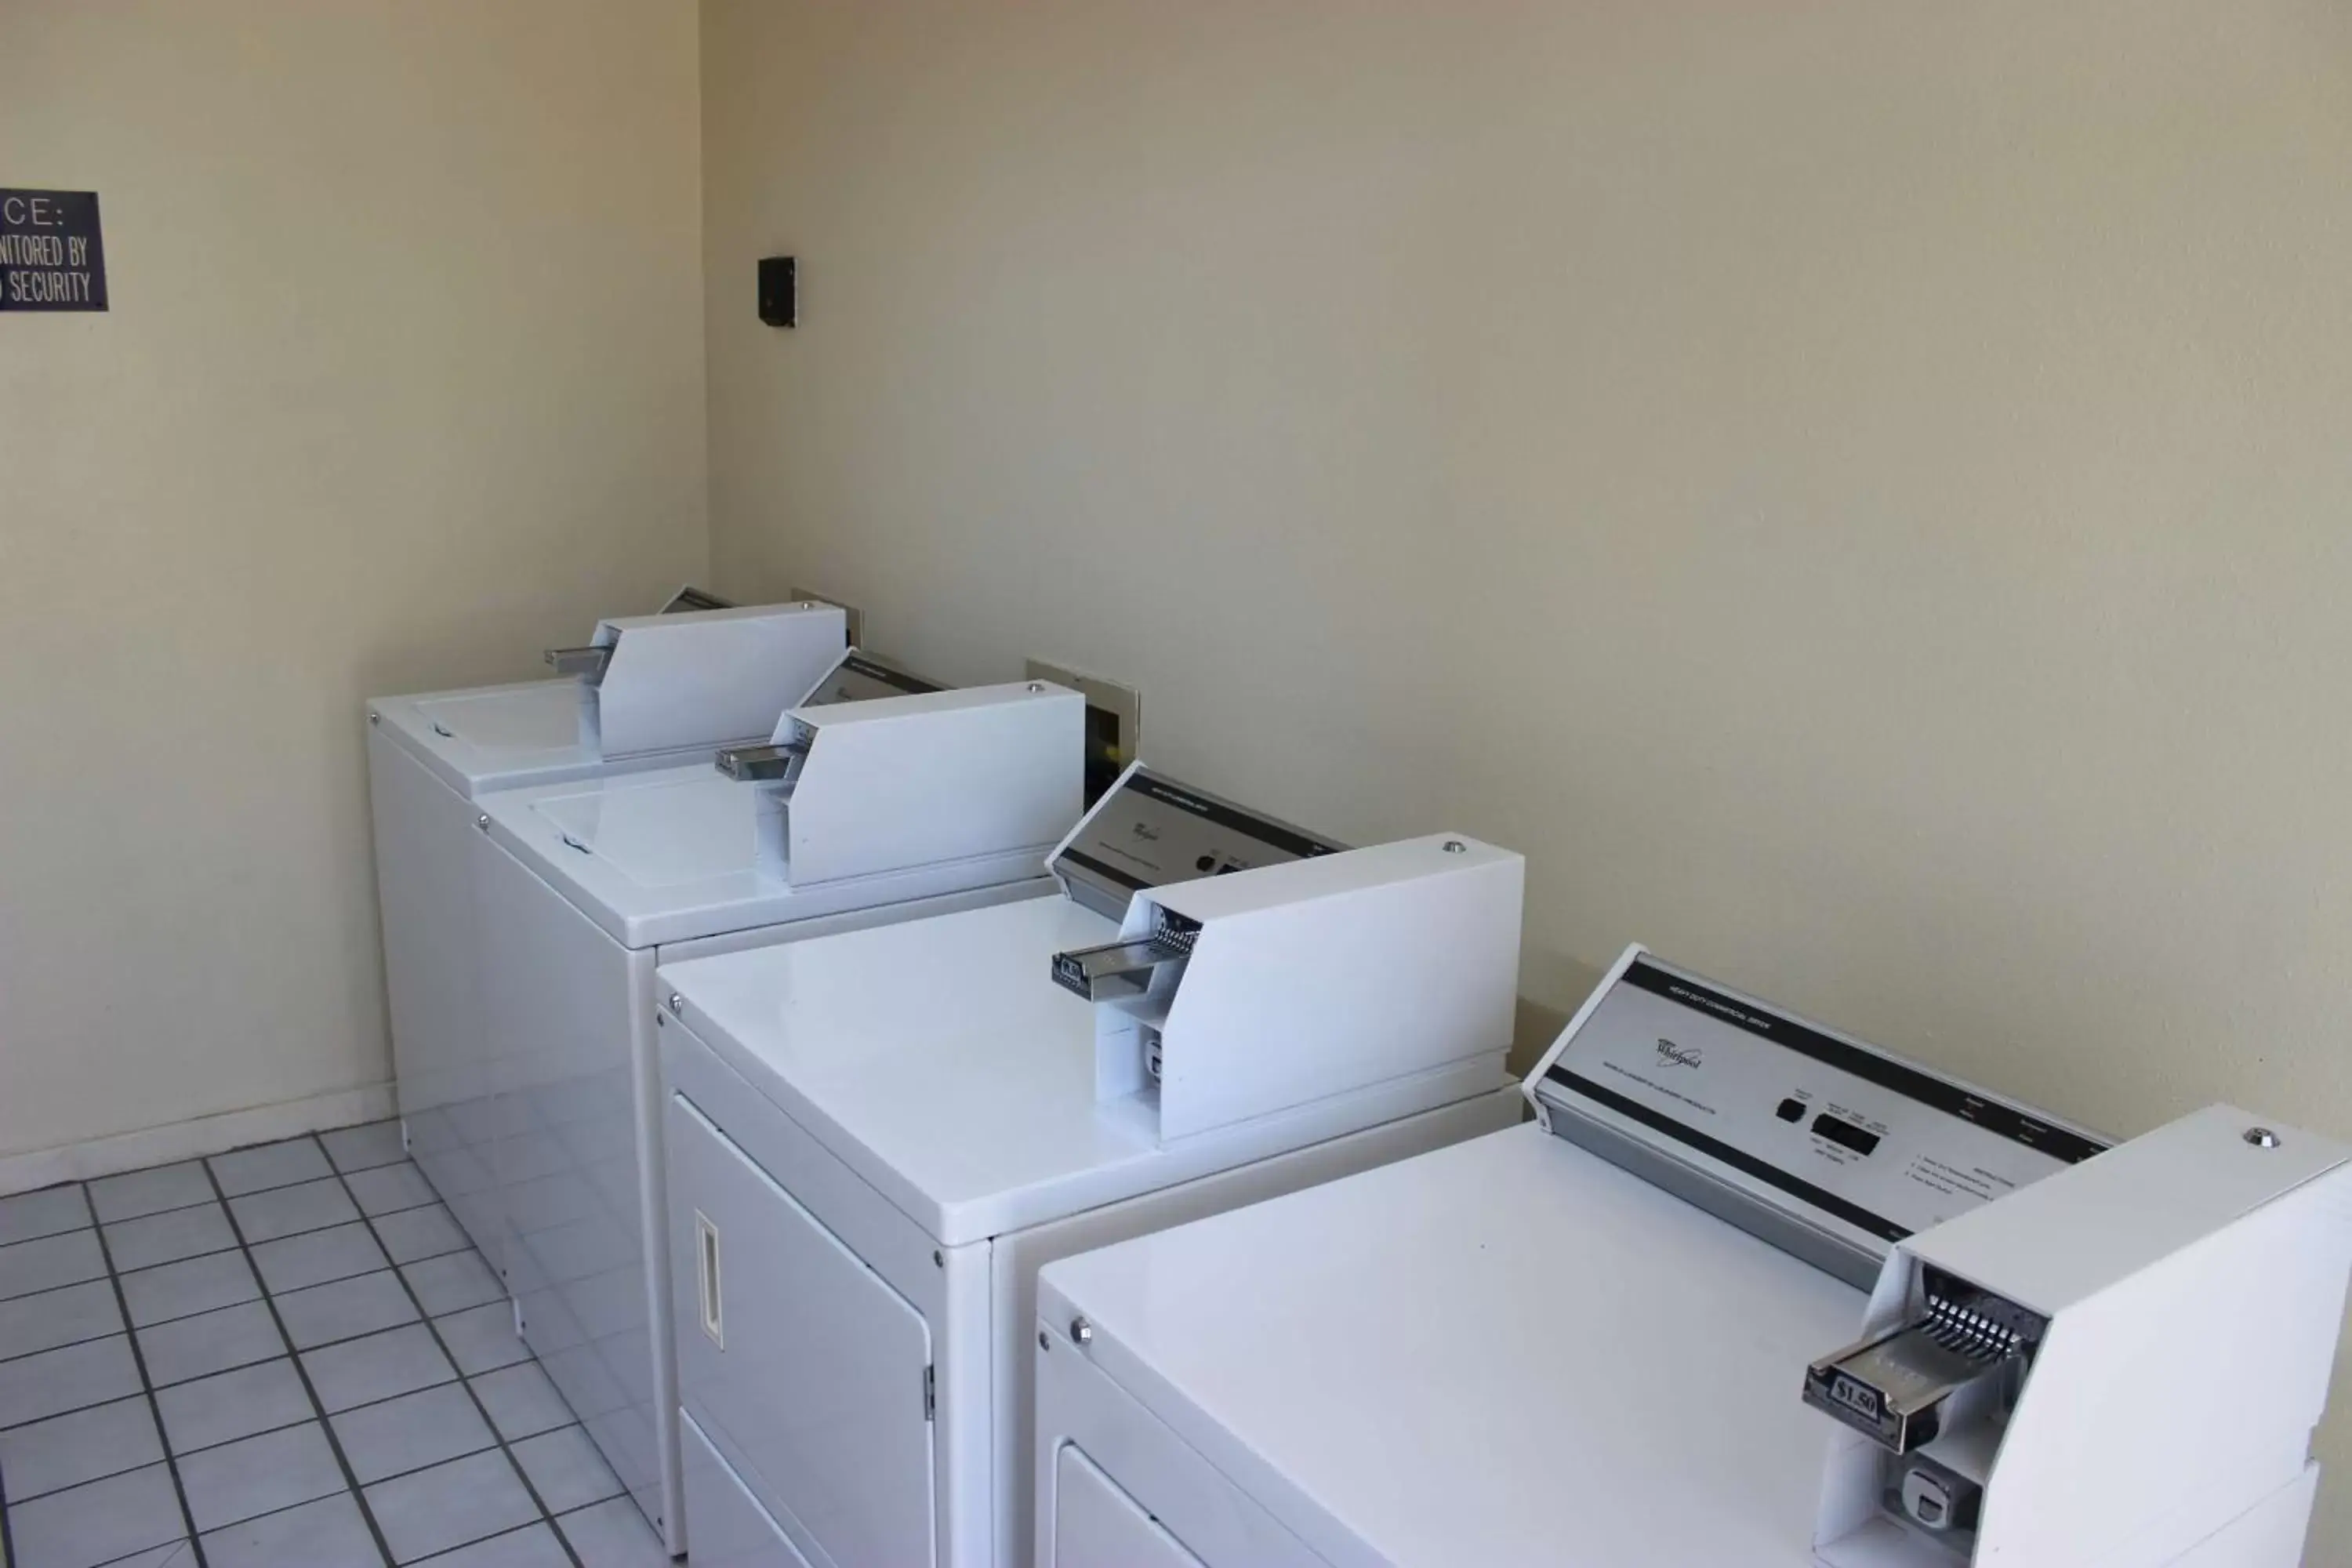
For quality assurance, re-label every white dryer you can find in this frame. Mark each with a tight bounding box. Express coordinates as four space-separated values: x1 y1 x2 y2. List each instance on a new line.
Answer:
474 661 1084 1554
653 763 1532 1568
1033 946 2352 1567
367 594 847 1266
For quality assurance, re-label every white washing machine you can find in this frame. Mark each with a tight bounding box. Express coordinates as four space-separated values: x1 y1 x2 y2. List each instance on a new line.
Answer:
654 761 1532 1568
1033 945 2352 1568
474 662 1085 1555
368 595 848 1268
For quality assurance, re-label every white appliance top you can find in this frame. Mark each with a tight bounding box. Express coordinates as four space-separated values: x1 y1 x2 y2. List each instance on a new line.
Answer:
480 761 1053 950
659 895 1479 1246
370 679 633 799
1040 1122 1864 1568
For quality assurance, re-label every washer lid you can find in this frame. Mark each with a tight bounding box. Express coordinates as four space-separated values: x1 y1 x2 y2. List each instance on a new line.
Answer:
658 895 1490 1246
482 761 1054 950
369 679 607 797
412 682 582 750
528 770 757 889
1039 1123 1862 1568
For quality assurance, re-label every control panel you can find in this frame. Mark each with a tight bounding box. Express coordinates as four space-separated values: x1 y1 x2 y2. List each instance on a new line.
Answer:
800 652 944 708
1530 952 2106 1283
1051 765 1345 920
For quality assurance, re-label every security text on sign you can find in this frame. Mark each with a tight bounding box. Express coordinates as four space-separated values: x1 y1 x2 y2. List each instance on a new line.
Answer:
1 189 109 311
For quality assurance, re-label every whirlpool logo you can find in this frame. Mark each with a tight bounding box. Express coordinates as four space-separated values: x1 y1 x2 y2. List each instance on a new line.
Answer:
1654 1037 1704 1070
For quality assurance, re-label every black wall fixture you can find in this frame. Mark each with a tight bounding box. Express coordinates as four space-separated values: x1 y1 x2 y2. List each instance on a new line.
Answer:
759 256 796 328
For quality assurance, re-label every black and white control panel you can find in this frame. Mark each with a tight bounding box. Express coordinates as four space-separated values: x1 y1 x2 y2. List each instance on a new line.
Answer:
1051 766 1345 920
1533 952 2106 1277
800 652 944 707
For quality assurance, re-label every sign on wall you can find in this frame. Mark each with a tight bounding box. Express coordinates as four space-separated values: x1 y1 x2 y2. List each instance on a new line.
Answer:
0 189 107 311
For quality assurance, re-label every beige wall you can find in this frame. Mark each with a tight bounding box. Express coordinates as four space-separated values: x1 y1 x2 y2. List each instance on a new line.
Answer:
0 0 706 1159
702 0 2352 1545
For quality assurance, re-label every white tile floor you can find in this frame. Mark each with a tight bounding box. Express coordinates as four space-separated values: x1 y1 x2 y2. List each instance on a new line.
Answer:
0 1124 671 1567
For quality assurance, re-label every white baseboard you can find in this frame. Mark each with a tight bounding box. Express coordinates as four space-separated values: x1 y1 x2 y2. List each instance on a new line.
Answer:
0 1083 397 1196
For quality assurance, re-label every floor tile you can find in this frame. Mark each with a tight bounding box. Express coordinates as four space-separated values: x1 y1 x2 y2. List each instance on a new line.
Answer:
136 1299 285 1388
0 1226 107 1301
87 1163 215 1224
467 1362 572 1443
175 1418 347 1532
101 1203 238 1272
435 1301 528 1375
0 1393 162 1502
331 1381 495 1484
367 1448 540 1564
373 1203 468 1265
200 1490 386 1568
94 1544 200 1567
0 1184 91 1247
120 1249 260 1328
415 1522 571 1567
0 1145 596 1568
209 1137 333 1198
510 1424 622 1513
0 1278 122 1361
347 1162 439 1218
402 1250 503 1317
252 1220 390 1295
277 1269 421 1350
555 1495 670 1567
230 1176 361 1243
154 1356 314 1454
303 1323 457 1413
324 1120 411 1174
0 1332 142 1427
1 1460 187 1568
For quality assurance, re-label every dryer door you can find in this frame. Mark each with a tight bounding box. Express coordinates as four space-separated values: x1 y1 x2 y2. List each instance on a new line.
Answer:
669 1092 937 1568
683 1408 815 1568
1053 1443 1206 1568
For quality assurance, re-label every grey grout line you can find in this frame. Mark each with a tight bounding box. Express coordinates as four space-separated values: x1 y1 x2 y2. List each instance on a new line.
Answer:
198 1138 397 1568
412 1519 557 1565
330 1154 592 1568
0 1135 621 1568
0 1215 42 1566
82 1190 212 1568
0 1185 95 1559
86 1192 220 1227
1 1333 506 1445
0 1267 123 1364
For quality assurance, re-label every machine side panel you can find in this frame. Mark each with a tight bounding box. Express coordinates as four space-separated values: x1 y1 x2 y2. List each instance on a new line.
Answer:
370 728 496 1268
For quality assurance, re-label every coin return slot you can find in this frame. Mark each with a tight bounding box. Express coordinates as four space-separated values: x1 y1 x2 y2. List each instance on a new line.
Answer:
717 740 811 786
546 644 612 683
1805 1265 2044 1556
1052 911 1203 1004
